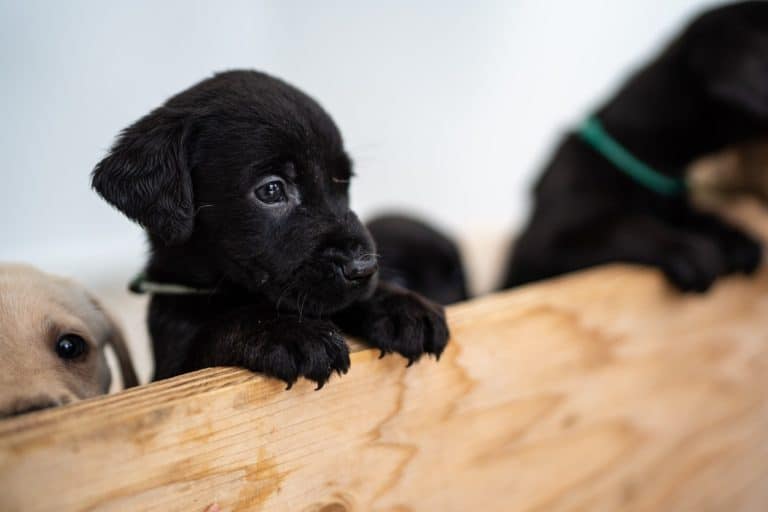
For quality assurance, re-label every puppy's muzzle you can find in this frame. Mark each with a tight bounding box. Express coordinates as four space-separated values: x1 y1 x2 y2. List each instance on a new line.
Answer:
0 394 72 419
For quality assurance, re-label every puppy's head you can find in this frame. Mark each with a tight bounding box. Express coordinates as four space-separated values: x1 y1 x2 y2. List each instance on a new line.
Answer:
0 264 138 418
366 214 468 305
93 71 377 314
679 1 768 122
595 2 768 167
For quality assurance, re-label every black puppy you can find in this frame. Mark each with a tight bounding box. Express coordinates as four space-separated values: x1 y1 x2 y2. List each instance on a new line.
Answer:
502 1 767 292
366 214 469 305
92 70 448 388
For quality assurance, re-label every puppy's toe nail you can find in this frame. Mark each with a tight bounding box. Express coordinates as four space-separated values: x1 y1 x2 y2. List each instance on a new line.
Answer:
315 381 325 391
285 381 294 391
406 358 416 368
379 350 386 359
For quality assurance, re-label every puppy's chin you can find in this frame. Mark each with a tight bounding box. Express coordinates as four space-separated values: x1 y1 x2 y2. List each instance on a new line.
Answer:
347 271 378 303
263 272 378 316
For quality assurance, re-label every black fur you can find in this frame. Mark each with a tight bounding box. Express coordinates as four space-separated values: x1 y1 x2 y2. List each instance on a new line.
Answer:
502 1 767 292
366 214 469 304
92 70 449 388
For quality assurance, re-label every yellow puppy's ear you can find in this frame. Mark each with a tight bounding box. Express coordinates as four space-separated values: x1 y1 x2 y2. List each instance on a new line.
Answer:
105 322 140 389
85 293 140 389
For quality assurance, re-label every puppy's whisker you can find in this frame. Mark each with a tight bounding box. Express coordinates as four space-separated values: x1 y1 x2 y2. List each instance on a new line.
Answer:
298 292 309 323
193 203 215 216
275 283 294 313
275 286 292 313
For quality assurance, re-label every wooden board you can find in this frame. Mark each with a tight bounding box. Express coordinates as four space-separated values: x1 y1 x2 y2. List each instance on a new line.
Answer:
2 201 768 512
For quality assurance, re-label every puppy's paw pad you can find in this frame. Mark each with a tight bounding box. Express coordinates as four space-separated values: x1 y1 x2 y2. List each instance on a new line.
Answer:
253 322 350 389
258 343 300 387
296 329 350 388
723 233 762 275
366 291 449 364
662 259 713 293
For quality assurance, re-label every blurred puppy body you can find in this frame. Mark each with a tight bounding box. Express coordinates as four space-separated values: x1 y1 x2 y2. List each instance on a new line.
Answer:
503 1 767 292
93 70 448 388
0 264 138 418
366 214 468 305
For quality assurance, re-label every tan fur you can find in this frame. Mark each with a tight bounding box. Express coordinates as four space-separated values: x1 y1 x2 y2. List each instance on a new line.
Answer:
689 138 768 202
0 264 138 418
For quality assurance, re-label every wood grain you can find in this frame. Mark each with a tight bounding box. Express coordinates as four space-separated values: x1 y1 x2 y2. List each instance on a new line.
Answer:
2 201 768 511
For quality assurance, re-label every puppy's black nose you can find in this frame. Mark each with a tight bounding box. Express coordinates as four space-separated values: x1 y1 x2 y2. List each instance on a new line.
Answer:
341 255 378 281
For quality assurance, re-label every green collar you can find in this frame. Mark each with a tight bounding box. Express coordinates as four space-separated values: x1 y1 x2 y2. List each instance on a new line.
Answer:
129 272 216 295
578 116 686 197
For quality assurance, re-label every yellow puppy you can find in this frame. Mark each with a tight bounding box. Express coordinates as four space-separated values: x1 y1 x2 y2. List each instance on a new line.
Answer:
0 264 138 418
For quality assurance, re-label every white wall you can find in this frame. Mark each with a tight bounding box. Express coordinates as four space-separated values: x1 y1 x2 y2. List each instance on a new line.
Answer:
0 0 723 284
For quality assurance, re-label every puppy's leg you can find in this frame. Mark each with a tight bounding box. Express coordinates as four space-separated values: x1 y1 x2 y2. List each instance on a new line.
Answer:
610 218 729 292
675 209 762 275
182 310 350 389
334 282 449 365
514 214 744 293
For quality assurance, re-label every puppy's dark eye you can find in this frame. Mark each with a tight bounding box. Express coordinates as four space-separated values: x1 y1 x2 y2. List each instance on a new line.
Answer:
254 180 287 204
55 335 88 360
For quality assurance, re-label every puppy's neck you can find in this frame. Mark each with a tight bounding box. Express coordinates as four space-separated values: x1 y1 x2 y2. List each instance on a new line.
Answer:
145 238 229 292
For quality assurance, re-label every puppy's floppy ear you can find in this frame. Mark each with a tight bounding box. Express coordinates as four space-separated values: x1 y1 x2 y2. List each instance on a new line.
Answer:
703 54 768 119
85 293 140 390
688 26 768 119
65 281 141 391
105 324 140 389
92 107 195 245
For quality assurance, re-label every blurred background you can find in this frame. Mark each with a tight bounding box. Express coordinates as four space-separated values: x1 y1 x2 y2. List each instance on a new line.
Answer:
0 0 727 379
0 0 728 284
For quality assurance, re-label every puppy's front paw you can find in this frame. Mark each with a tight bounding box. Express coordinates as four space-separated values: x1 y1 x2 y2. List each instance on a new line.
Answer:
714 226 762 275
670 213 764 291
252 319 350 389
351 286 449 365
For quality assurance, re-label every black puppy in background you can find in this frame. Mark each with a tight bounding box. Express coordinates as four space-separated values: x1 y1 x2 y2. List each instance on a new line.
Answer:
92 70 448 388
503 1 767 292
366 214 469 305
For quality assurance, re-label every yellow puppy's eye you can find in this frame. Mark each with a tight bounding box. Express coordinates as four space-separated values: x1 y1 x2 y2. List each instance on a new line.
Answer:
55 335 88 360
